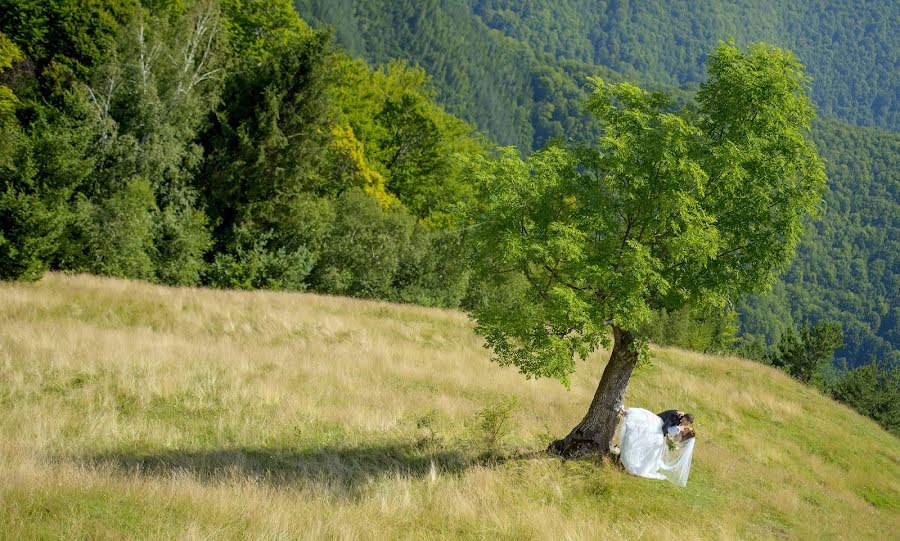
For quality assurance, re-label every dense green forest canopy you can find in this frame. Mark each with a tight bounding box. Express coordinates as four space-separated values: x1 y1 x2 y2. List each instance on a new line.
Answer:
0 0 482 305
298 0 899 134
296 0 899 369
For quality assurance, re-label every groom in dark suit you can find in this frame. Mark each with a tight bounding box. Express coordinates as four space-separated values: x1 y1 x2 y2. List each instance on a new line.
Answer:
657 410 694 437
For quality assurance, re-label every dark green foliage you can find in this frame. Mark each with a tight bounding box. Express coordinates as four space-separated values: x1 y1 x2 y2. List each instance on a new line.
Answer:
205 226 315 291
830 360 899 436
468 0 898 131
304 189 470 306
769 320 844 385
0 0 136 81
200 28 338 246
0 184 63 280
298 0 899 143
312 188 413 298
0 103 94 281
393 226 470 308
152 202 212 286
740 120 899 367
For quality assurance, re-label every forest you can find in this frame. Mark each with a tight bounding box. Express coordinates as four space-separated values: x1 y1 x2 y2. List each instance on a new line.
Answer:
1 0 897 435
296 0 899 371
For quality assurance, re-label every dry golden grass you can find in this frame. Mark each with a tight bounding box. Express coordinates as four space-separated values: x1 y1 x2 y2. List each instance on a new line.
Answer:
0 273 897 540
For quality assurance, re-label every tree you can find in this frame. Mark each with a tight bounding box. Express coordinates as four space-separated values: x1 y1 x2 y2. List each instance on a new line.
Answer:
60 1 224 284
830 360 899 436
199 27 338 251
0 32 96 281
462 41 827 457
770 320 844 386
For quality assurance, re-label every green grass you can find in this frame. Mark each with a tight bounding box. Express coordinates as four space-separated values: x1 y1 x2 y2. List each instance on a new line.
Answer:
0 273 898 539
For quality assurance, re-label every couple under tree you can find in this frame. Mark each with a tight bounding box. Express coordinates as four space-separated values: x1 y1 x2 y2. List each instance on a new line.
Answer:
614 407 695 487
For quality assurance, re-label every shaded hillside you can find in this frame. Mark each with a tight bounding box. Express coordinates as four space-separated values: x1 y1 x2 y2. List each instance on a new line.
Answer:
739 119 899 366
0 274 897 538
298 0 899 133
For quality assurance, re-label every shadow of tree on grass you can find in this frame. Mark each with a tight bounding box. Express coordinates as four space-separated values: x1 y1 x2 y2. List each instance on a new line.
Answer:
75 442 484 497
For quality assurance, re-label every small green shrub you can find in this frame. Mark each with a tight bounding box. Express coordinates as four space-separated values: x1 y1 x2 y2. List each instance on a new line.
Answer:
471 397 519 456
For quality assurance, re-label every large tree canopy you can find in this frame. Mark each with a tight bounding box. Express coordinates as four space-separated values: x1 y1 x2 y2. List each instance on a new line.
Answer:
463 41 827 456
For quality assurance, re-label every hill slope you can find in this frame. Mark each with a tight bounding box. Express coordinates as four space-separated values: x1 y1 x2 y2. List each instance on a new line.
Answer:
1 274 898 539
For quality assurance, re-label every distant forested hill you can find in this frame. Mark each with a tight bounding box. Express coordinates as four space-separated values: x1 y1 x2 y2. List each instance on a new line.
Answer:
297 0 898 134
469 0 898 131
740 120 899 367
296 0 899 367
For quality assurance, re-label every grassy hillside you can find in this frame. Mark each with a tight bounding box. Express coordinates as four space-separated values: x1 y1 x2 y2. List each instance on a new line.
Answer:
1 274 898 539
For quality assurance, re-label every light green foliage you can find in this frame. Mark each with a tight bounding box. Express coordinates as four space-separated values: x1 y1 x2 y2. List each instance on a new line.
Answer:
336 60 484 223
694 42 827 295
220 0 311 61
770 320 844 386
0 31 20 70
70 179 157 280
471 396 518 456
0 32 21 121
464 42 826 384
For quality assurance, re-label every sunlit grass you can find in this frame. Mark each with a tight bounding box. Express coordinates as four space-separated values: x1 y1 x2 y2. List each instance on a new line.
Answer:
1 273 897 539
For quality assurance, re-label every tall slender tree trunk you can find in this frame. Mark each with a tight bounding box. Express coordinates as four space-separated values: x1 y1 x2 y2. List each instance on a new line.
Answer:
548 326 640 458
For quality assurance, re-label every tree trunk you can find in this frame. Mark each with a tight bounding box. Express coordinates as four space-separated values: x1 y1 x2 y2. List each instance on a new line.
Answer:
548 326 640 458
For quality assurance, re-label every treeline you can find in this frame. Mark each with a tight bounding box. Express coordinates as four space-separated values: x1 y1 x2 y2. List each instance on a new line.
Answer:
0 0 482 307
298 0 898 370
297 0 898 140
296 0 630 151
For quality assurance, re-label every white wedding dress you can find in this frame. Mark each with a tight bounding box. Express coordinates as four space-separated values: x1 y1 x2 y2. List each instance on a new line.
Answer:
617 407 694 487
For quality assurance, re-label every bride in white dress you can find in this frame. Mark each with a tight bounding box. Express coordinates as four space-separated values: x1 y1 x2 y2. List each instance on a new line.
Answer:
616 407 695 487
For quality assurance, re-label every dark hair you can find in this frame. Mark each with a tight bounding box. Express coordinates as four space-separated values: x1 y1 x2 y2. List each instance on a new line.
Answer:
681 427 695 441
682 413 694 424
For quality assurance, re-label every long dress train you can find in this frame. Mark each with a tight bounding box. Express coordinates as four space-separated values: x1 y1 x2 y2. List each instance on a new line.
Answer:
618 407 694 487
